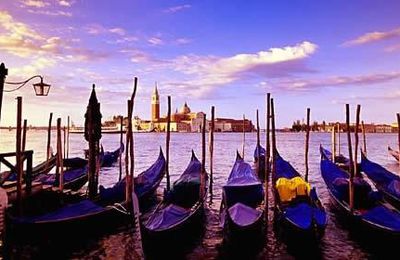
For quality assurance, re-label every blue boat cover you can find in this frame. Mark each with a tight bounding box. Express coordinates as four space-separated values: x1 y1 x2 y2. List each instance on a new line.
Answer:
254 144 266 160
228 202 262 227
361 155 400 185
35 165 88 185
284 202 327 230
274 151 300 180
223 154 263 208
146 151 203 231
15 200 104 223
99 149 166 202
146 204 190 231
320 146 350 165
361 205 400 232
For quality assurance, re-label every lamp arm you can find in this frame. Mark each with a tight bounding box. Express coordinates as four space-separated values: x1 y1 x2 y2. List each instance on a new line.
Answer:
4 75 43 93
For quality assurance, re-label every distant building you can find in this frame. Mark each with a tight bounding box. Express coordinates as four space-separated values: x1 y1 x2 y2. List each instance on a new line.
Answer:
213 118 254 132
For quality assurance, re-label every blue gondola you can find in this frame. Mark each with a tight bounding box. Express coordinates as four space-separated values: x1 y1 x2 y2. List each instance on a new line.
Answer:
361 151 400 210
320 145 400 234
220 152 264 238
272 149 327 236
144 150 207 237
100 142 124 167
388 146 399 162
254 144 266 181
7 149 166 234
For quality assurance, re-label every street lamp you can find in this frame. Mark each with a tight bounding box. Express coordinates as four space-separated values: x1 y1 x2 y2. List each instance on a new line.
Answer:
0 62 51 124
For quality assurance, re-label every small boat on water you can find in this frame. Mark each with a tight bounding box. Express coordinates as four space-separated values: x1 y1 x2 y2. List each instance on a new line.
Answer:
100 143 124 167
272 149 327 236
220 152 264 239
7 149 166 235
144 150 207 238
320 146 400 235
388 146 399 162
254 144 266 181
98 147 166 204
360 151 400 210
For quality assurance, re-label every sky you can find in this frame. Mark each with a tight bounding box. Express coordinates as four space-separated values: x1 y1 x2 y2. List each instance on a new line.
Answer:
1 0 400 128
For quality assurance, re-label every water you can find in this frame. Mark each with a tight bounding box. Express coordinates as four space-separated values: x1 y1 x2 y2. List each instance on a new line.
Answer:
1 129 400 259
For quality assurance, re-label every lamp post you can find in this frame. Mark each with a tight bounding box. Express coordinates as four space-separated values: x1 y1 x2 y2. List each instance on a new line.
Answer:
0 62 51 125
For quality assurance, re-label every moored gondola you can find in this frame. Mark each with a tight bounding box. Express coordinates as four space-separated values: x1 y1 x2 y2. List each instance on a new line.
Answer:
320 145 400 235
144 150 207 239
272 149 327 236
254 144 266 181
360 151 400 210
7 149 166 237
220 152 264 240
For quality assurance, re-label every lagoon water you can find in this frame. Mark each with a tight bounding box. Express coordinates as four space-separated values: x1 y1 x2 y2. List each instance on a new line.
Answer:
1 129 400 259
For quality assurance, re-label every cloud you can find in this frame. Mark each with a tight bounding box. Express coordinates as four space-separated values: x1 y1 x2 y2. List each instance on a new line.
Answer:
175 38 191 45
385 44 400 52
8 57 57 78
163 4 191 13
109 27 126 36
277 71 400 91
27 9 72 17
148 37 164 46
58 0 73 7
343 27 400 46
20 0 49 8
155 41 317 98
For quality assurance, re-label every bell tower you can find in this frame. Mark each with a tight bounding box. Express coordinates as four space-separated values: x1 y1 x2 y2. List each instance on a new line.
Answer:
151 83 160 122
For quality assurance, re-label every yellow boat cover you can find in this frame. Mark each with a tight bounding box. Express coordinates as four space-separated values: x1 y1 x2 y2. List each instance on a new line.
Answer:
276 177 310 203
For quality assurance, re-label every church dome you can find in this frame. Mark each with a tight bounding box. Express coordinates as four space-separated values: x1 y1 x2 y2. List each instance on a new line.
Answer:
180 102 191 114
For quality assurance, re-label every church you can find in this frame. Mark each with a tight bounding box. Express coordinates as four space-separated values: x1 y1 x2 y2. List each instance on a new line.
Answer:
133 85 206 132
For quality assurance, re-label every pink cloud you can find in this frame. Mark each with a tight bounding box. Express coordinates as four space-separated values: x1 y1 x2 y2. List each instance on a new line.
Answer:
163 4 191 13
343 27 400 46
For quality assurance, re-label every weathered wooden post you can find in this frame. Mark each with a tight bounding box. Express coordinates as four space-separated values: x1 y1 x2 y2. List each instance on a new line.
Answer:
271 98 277 206
46 113 53 160
165 96 171 191
67 116 70 159
242 114 246 159
16 97 22 205
84 84 102 199
361 120 367 155
119 115 123 181
346 104 354 212
63 126 66 160
22 119 27 152
331 124 336 163
209 106 215 194
305 108 310 182
265 93 271 222
56 118 64 190
354 105 361 179
0 63 8 124
337 123 341 156
201 114 207 201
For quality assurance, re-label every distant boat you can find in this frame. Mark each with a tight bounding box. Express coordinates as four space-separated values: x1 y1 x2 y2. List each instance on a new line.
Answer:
69 126 126 134
388 146 399 162
253 144 266 181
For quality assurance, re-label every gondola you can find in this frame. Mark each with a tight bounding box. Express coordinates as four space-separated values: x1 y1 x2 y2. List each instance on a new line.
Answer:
254 144 266 181
144 150 207 238
34 144 123 191
0 154 58 185
272 149 327 236
99 147 166 204
220 152 264 239
360 151 400 209
100 143 124 167
320 145 400 234
7 149 166 235
388 146 399 162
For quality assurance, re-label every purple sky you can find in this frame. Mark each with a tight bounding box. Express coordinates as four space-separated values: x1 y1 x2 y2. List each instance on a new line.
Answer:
1 0 400 127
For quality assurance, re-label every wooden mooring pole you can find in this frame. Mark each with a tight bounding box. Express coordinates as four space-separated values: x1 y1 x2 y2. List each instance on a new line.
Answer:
165 96 171 191
305 108 310 182
16 97 22 206
46 112 53 160
201 114 206 201
67 116 70 159
265 93 271 221
256 109 261 178
242 114 246 159
354 105 361 179
346 104 354 212
209 106 214 194
56 118 64 191
119 115 123 182
361 120 367 155
22 119 27 153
